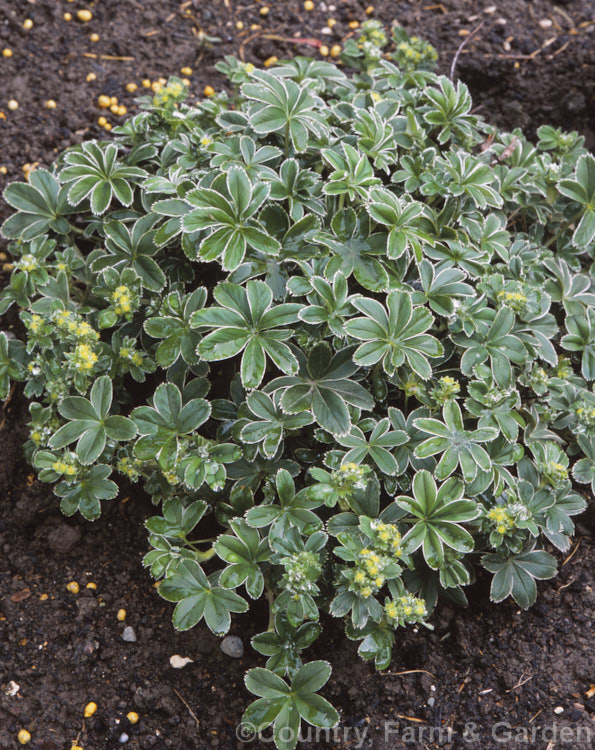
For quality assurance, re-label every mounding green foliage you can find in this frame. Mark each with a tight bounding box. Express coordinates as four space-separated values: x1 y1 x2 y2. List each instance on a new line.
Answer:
1 22 594 749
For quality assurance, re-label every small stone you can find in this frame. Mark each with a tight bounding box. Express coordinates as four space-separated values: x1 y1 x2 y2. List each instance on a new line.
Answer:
5 680 19 696
553 706 564 714
119 733 129 743
169 654 193 669
538 18 553 28
220 635 244 658
122 626 137 643
46 520 81 554
428 696 435 707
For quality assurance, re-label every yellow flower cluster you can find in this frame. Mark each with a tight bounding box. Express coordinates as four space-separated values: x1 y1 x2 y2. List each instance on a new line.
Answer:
551 357 572 379
541 460 568 487
487 506 516 535
119 346 143 367
18 253 39 272
352 548 386 598
112 285 133 315
52 459 77 476
73 343 98 372
331 462 368 496
30 425 52 446
162 469 180 485
385 594 427 627
431 375 460 404
117 455 142 482
372 521 403 557
53 310 99 341
576 404 595 432
153 80 186 106
394 36 438 71
497 290 528 313
29 315 43 334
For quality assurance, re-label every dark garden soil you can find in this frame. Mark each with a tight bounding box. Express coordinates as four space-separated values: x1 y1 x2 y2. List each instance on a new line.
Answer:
1 1 594 749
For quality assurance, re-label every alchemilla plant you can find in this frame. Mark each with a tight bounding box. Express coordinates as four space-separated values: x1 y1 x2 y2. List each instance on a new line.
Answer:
2 21 595 748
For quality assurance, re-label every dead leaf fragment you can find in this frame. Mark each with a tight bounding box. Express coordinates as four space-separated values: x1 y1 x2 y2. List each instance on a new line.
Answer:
11 588 31 602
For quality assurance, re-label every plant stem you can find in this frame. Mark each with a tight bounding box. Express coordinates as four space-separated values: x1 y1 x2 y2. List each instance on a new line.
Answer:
266 587 275 631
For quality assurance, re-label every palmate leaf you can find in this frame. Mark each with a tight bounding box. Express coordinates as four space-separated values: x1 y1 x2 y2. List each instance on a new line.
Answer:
251 615 321 677
573 435 595 493
560 308 595 381
132 382 210 467
322 143 381 200
395 469 479 569
159 559 248 633
245 469 322 537
482 545 557 609
56 464 118 521
451 306 527 387
317 208 389 293
50 376 137 464
240 390 314 458
265 342 374 437
336 418 408 476
92 214 166 291
215 518 270 599
145 497 207 539
298 272 354 338
367 187 433 260
558 152 595 248
0 332 25 399
345 290 443 379
414 400 498 482
242 661 338 750
182 166 280 271
242 70 329 152
60 141 147 215
144 287 207 367
192 280 301 389
2 169 73 240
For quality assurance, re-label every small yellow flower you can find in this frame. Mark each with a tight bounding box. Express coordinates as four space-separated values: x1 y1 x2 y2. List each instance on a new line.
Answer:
414 601 426 616
117 608 126 621
203 85 215 97
127 711 139 724
18 729 31 745
66 581 80 594
84 702 97 718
